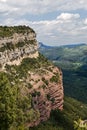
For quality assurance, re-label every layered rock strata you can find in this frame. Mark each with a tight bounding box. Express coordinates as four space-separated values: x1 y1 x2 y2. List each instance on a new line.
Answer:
0 26 64 127
26 66 63 127
0 26 38 70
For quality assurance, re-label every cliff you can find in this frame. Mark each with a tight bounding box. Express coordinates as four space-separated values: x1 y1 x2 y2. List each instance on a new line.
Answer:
0 26 64 129
0 26 38 70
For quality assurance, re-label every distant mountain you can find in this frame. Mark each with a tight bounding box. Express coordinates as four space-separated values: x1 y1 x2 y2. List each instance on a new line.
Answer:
39 42 54 49
39 43 87 66
39 43 87 104
60 43 86 48
39 42 86 49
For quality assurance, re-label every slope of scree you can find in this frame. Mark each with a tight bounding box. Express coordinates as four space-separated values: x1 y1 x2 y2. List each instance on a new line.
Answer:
0 26 64 129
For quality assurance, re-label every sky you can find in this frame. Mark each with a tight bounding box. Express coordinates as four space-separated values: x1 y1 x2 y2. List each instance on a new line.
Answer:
0 0 87 46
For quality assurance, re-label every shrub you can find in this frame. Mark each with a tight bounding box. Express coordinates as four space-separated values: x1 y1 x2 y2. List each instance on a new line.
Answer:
42 77 49 85
47 94 51 100
50 75 59 83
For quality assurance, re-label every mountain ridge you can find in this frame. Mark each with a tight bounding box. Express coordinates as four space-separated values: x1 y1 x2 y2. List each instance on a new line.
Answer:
39 42 87 48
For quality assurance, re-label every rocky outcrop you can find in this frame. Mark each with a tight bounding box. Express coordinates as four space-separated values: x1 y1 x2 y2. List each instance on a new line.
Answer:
0 26 64 128
25 66 63 127
0 26 38 70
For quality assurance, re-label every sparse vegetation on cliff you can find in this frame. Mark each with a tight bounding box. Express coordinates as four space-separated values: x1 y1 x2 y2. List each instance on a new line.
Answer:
0 52 62 129
0 26 63 130
0 25 35 38
0 72 40 130
30 97 87 130
50 75 59 83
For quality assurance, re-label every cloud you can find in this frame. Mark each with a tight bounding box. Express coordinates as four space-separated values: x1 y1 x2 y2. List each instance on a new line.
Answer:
0 1 87 45
0 0 7 2
0 0 87 17
84 18 87 24
57 13 80 21
0 12 87 45
26 13 87 45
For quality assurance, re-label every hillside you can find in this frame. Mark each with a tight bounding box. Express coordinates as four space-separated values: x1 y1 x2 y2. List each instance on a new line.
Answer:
39 43 87 104
0 26 63 130
39 43 87 69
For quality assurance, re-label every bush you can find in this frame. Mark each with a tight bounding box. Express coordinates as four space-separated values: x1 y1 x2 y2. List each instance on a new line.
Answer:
50 75 59 83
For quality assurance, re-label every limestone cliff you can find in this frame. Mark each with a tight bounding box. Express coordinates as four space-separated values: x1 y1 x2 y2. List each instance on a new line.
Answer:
0 26 38 70
0 26 64 129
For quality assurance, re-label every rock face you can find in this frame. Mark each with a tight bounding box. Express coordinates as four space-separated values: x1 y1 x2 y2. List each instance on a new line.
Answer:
28 66 63 127
0 26 64 128
0 26 38 70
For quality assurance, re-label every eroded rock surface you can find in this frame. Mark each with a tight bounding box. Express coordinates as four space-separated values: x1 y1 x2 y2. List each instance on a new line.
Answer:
0 26 64 127
0 26 38 70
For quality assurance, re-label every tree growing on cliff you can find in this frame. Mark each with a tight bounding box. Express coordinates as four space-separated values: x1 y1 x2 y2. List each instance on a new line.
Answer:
0 72 17 129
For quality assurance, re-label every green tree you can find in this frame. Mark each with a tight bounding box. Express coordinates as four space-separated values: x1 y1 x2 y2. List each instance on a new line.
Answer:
0 72 17 130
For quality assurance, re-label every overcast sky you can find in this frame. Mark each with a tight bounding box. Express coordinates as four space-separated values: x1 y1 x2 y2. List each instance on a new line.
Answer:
0 0 87 46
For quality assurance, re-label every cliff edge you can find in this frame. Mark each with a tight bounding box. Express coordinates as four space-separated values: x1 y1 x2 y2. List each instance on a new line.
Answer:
0 26 64 129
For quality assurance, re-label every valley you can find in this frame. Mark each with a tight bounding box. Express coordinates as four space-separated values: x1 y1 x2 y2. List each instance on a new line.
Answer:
39 43 87 104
